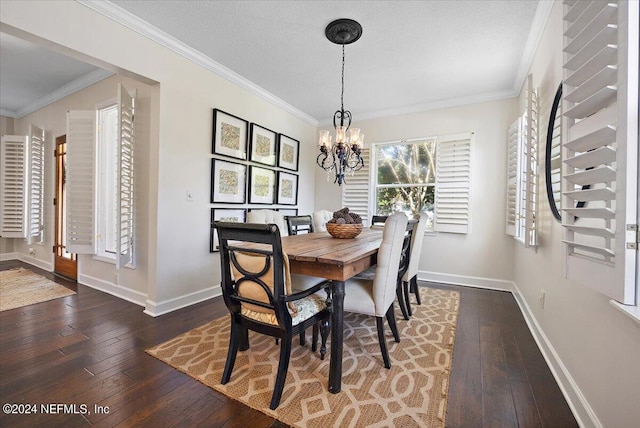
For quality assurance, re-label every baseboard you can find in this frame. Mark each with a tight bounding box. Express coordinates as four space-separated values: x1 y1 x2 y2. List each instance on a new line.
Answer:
0 252 19 262
6 253 55 272
512 282 601 428
78 273 147 308
144 285 222 317
418 270 514 292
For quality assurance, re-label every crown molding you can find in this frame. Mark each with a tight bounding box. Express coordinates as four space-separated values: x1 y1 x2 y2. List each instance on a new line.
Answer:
77 0 318 127
318 88 517 126
8 69 113 119
512 0 555 95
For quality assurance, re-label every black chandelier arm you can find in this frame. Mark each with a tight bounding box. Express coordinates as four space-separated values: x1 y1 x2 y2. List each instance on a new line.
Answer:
333 109 352 130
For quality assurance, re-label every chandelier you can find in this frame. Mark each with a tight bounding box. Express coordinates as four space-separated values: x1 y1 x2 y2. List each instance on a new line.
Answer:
317 19 364 186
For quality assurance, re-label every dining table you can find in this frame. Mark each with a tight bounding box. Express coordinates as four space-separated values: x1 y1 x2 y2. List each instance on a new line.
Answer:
280 228 384 394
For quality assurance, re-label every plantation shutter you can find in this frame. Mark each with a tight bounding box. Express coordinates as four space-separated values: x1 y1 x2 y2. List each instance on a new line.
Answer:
434 134 471 234
523 76 539 247
66 110 96 254
561 0 638 303
506 118 521 236
341 147 370 225
0 135 28 238
116 83 135 269
28 125 45 244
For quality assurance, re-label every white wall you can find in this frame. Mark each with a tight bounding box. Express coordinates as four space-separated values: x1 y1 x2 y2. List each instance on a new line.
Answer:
12 75 154 302
315 98 518 285
513 2 640 428
1 0 318 315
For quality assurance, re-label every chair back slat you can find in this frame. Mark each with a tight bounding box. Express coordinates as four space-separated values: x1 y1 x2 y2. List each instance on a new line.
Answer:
286 215 314 235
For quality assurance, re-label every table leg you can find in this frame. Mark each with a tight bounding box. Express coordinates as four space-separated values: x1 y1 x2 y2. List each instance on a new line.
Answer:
328 280 344 394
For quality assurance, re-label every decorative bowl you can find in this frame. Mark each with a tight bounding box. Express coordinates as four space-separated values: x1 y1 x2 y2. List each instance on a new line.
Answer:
326 223 363 239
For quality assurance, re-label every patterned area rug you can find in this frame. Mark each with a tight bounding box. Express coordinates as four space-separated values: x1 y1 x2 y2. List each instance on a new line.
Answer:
147 287 459 427
0 268 75 311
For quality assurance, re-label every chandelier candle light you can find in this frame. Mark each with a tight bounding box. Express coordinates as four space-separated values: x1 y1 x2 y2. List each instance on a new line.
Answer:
317 19 365 186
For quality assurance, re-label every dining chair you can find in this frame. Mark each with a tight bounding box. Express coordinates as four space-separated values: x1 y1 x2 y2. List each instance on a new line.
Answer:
215 221 331 410
371 215 388 228
342 212 408 369
286 215 314 235
247 209 289 236
312 209 333 232
357 214 414 320
402 213 428 316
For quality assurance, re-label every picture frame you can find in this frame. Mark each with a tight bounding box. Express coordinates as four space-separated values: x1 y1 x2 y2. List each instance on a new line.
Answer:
278 134 300 171
248 166 276 204
249 123 277 166
210 208 246 252
211 159 247 203
277 171 299 205
212 109 248 160
278 208 298 217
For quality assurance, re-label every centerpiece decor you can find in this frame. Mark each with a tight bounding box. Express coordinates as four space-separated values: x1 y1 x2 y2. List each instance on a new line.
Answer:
325 207 363 238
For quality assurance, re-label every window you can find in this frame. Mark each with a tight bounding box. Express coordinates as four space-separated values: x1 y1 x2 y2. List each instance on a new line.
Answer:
66 83 135 269
374 139 436 229
343 133 471 233
0 125 45 244
561 0 638 306
506 74 538 247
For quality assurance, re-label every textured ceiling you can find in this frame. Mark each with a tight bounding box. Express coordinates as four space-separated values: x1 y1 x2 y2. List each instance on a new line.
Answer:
1 0 544 122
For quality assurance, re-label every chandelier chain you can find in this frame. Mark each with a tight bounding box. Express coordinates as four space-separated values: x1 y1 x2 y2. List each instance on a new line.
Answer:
341 44 345 113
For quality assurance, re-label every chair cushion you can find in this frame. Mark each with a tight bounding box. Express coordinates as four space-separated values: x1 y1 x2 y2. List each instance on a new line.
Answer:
247 210 288 236
341 278 376 316
241 292 327 326
312 210 333 232
231 250 296 314
290 273 327 291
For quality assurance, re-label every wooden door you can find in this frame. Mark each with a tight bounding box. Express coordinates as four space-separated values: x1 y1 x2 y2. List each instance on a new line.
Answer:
54 135 77 280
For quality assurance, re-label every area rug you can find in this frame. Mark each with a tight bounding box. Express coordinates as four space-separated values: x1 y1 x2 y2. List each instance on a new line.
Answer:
0 267 76 311
147 287 459 427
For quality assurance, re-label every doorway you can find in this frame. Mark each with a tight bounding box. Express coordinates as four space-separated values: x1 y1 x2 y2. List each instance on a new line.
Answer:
54 135 77 280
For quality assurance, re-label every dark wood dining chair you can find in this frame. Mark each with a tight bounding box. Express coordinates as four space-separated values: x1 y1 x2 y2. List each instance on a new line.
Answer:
342 212 408 368
371 215 388 228
214 221 331 410
286 214 314 235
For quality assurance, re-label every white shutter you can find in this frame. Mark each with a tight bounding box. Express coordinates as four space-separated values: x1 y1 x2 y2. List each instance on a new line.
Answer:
66 110 96 254
342 147 370 225
561 0 638 303
506 118 521 236
28 125 45 244
0 135 28 238
435 134 471 234
116 83 135 269
523 76 539 247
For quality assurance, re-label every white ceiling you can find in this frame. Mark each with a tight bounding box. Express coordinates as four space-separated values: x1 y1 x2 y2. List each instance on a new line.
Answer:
1 0 548 123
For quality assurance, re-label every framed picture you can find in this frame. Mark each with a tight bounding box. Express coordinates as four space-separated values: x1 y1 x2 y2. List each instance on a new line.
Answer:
278 134 300 171
249 166 276 204
249 123 277 166
211 159 247 203
278 208 298 217
212 109 248 160
210 208 246 252
277 171 298 205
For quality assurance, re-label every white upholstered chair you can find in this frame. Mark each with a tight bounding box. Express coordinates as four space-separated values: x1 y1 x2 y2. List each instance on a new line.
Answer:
247 210 288 236
342 212 408 368
312 210 333 232
402 213 428 316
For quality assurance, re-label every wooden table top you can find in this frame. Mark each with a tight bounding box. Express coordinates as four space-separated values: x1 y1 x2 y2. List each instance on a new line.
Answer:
281 229 383 281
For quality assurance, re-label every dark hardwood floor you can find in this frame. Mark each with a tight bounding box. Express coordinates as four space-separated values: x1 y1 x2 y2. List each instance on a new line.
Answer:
0 260 577 427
